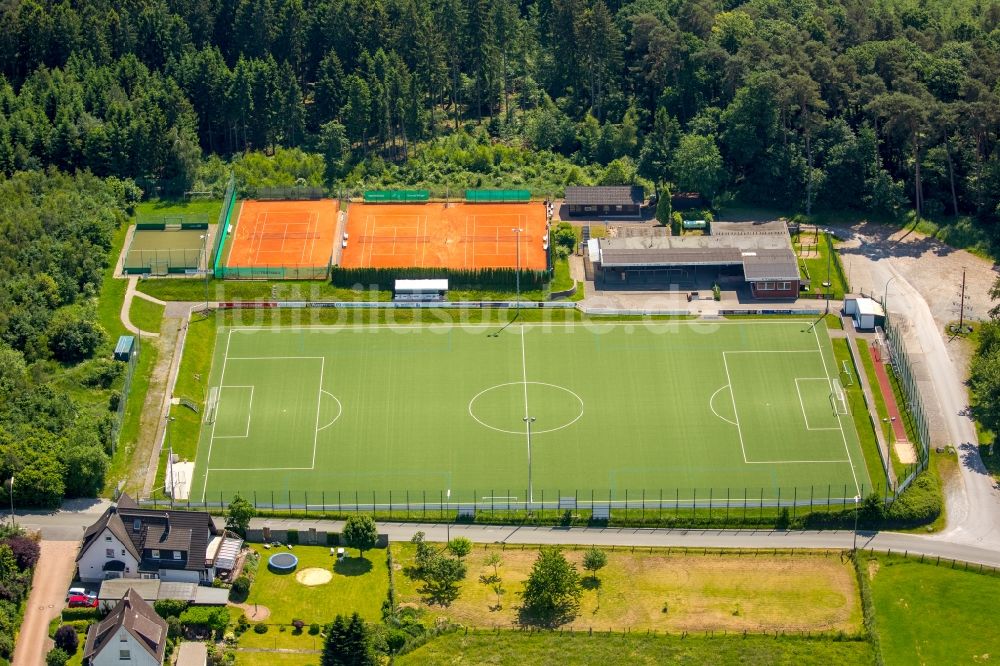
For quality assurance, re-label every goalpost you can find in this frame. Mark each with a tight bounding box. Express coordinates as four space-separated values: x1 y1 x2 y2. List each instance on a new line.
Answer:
204 387 220 424
830 379 849 416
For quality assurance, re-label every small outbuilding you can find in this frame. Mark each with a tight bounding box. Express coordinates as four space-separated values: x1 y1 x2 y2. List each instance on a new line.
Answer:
114 335 137 363
844 296 885 331
393 279 448 302
564 186 644 218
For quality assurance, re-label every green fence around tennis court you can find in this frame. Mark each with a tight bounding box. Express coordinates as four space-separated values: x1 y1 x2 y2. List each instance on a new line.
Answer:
123 249 205 274
255 186 325 200
216 264 331 280
364 190 429 203
465 189 531 203
212 175 238 278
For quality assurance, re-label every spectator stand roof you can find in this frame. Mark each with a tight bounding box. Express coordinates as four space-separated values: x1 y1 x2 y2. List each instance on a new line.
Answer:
595 220 799 281
564 186 644 206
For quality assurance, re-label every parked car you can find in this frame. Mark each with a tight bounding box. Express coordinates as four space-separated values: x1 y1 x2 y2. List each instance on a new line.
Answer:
68 594 98 608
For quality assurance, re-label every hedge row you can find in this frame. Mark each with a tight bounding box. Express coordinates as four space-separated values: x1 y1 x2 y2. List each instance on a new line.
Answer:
330 266 550 291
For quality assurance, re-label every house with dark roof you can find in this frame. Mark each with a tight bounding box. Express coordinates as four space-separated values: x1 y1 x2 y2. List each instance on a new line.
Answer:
564 186 644 218
83 588 168 666
589 220 801 299
77 494 224 584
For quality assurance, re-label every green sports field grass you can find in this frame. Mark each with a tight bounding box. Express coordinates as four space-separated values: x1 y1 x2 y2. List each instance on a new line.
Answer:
189 320 870 507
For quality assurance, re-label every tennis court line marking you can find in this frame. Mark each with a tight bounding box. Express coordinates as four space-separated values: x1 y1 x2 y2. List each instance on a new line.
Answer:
794 378 840 431
212 385 254 438
812 325 862 497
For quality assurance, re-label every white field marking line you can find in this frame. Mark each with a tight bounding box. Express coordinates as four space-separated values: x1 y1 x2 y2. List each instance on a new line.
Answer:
211 385 255 438
720 352 748 463
467 381 584 435
724 350 821 353
308 211 319 265
520 326 532 502
795 378 840 431
464 216 469 268
209 467 313 471
221 320 826 332
226 356 324 360
208 357 325 473
813 325 861 496
311 358 324 468
745 459 850 464
709 385 737 426
316 389 343 431
202 328 233 501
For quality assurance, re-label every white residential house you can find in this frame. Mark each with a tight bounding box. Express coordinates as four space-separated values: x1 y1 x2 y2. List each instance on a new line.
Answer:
77 494 238 584
83 588 168 666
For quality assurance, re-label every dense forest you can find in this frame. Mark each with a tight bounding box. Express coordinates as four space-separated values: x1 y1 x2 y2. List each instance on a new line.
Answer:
0 171 135 508
0 0 997 225
0 0 999 506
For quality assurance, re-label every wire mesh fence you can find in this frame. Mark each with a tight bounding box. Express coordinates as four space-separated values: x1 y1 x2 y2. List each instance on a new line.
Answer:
109 338 140 452
215 264 331 280
123 248 205 274
255 186 325 200
881 304 932 495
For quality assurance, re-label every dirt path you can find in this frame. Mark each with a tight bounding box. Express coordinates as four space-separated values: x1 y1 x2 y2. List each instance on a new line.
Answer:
831 220 1000 548
12 540 79 666
140 308 193 496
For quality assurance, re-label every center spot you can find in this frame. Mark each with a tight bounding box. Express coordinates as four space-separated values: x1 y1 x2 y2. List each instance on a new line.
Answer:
468 382 585 435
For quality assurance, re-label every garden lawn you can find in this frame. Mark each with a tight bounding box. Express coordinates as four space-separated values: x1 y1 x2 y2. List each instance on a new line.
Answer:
237 628 325 651
398 631 873 665
868 553 1000 665
393 544 861 633
243 545 388 625
234 651 318 666
129 297 164 333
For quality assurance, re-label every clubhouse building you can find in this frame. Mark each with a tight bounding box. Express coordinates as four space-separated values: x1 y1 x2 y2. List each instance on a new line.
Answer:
588 220 801 299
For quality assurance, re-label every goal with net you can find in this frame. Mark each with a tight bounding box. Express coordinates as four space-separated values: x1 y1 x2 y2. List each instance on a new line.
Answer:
830 380 849 416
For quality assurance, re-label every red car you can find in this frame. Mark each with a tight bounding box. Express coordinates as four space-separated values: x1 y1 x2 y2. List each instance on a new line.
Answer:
67 594 97 608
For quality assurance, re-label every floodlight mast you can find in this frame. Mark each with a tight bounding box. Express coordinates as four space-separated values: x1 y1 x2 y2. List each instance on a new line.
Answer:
524 416 536 506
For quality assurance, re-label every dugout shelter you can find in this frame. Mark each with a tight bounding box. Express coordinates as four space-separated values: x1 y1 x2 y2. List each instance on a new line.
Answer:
394 279 448 301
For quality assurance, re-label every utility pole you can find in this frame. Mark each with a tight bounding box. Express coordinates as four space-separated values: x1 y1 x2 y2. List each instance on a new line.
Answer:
952 268 971 333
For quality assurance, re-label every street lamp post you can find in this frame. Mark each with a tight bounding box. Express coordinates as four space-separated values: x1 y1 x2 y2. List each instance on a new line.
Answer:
882 275 898 311
524 416 536 506
200 234 209 310
446 489 451 543
5 477 12 528
166 416 176 505
853 494 861 551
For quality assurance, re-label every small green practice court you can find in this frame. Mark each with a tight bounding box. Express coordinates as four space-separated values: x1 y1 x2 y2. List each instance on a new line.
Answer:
124 228 208 274
190 320 871 507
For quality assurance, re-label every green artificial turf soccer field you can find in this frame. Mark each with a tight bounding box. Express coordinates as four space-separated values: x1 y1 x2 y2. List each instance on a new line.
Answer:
189 320 871 507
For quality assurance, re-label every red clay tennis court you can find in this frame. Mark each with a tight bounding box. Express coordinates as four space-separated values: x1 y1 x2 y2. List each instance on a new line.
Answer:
224 199 338 278
340 202 547 270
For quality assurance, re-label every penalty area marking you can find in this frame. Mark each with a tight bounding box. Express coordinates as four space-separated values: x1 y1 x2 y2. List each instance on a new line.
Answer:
317 389 343 432
468 381 585 435
709 385 737 426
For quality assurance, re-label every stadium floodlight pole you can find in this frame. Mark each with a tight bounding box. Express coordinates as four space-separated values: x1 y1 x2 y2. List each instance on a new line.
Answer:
446 489 451 542
524 416 536 506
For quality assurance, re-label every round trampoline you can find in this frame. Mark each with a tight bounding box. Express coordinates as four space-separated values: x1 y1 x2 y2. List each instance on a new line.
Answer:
268 552 299 573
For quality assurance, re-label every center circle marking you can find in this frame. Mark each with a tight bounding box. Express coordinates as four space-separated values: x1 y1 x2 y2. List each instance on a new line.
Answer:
468 382 585 435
